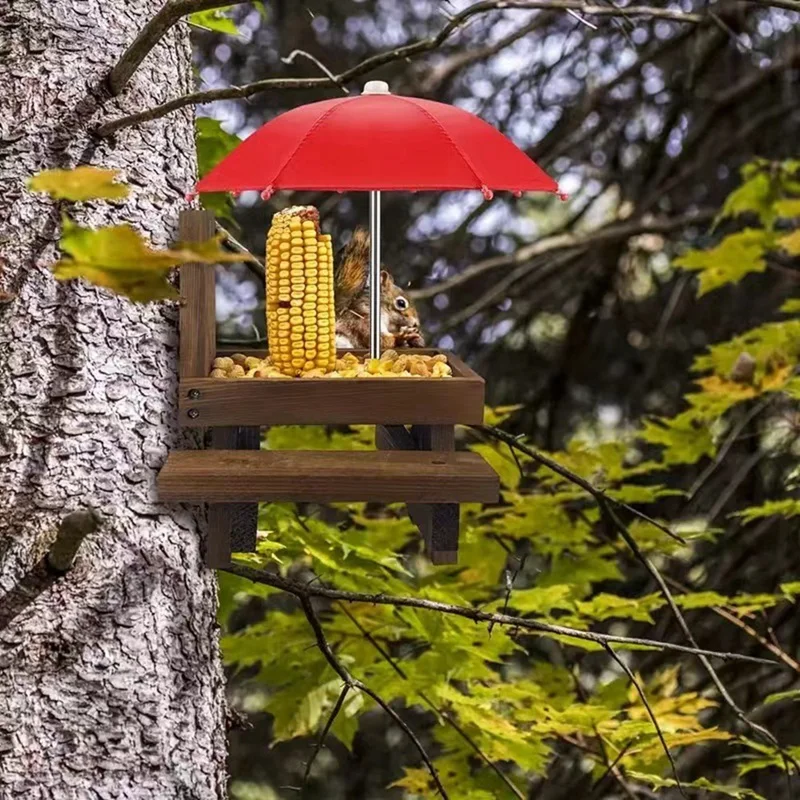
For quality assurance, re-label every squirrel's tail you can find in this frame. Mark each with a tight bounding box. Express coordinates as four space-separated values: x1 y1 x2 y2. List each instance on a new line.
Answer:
334 227 369 315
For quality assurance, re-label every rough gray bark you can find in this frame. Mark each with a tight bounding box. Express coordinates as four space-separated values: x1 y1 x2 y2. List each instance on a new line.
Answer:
0 2 227 798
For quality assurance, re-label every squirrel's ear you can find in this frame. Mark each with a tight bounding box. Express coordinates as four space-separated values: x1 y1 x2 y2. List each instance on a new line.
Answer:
380 269 392 289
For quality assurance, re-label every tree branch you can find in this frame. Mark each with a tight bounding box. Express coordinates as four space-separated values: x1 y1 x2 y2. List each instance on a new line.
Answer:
664 576 800 674
0 509 99 632
223 564 777 666
749 0 800 9
97 1 706 136
420 17 549 94
410 209 715 301
108 0 252 96
281 49 349 94
298 595 449 798
603 643 686 798
335 600 526 798
475 424 685 544
302 684 349 789
599 500 800 781
478 423 798 775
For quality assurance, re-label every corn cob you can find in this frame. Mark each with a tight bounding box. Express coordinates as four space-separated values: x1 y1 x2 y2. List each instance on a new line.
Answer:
266 206 335 376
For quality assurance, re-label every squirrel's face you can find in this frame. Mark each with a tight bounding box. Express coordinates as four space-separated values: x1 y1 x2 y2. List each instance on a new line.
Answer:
381 270 423 342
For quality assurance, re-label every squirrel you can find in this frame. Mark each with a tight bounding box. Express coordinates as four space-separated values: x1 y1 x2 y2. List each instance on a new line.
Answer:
333 227 425 350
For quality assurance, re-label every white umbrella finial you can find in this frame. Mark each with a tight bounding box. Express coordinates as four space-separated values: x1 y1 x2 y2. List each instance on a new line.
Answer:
362 80 391 95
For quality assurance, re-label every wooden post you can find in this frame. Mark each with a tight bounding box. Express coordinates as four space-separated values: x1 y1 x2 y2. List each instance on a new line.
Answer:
411 425 458 565
178 209 259 567
205 427 261 568
376 424 459 565
179 209 216 380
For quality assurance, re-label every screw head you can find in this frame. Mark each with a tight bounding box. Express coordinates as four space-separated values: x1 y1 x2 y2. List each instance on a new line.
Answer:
188 389 201 400
188 408 200 419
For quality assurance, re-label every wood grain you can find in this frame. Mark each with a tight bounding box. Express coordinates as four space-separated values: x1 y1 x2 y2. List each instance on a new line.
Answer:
179 209 216 380
179 370 484 426
377 425 460 564
158 450 499 504
375 425 431 537
411 425 459 565
203 427 261 568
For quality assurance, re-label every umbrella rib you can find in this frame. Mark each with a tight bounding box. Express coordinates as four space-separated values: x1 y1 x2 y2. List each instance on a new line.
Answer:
266 99 357 192
393 95 489 193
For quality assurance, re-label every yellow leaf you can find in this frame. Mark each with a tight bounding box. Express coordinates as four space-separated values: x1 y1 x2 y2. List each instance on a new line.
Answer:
780 298 800 314
696 375 757 399
779 229 800 256
775 199 800 219
54 216 249 303
760 364 792 391
28 167 129 201
483 405 523 426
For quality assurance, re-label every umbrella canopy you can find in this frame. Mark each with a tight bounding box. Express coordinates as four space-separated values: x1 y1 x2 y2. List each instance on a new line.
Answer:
194 83 560 199
195 82 563 360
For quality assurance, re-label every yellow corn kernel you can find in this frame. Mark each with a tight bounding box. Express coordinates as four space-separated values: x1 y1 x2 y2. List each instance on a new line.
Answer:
265 206 337 376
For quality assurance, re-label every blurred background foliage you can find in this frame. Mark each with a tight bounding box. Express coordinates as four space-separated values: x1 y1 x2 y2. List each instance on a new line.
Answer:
186 1 800 797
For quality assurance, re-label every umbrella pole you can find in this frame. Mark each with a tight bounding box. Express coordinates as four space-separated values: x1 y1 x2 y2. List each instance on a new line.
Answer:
369 189 382 360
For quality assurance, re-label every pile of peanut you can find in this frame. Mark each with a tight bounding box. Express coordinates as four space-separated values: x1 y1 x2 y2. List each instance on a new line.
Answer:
210 350 452 379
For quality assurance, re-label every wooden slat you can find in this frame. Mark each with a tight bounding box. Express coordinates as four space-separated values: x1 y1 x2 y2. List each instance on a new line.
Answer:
179 209 216 379
179 373 484 426
158 450 499 504
182 349 485 426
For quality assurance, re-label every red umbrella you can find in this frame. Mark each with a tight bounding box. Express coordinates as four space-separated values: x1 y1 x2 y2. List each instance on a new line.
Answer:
194 81 564 357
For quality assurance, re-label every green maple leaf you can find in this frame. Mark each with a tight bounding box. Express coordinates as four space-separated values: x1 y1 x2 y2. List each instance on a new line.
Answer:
189 7 240 34
675 228 769 296
781 298 800 313
714 167 774 228
196 117 242 224
736 499 800 522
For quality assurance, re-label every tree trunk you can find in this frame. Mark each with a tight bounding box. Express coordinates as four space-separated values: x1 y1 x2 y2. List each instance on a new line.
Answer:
0 3 227 798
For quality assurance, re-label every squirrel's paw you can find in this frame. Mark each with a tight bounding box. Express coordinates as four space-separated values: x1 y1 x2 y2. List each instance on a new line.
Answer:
395 326 425 348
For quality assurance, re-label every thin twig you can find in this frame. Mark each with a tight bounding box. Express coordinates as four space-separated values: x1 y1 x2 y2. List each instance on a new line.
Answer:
217 223 266 280
302 684 349 788
489 552 528 635
97 1 705 136
600 500 800 783
566 8 599 28
570 662 638 800
664 576 800 674
603 643 686 798
475 424 686 544
688 397 772 500
336 601 525 798
223 563 779 666
282 49 349 94
589 739 638 800
298 595 449 798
